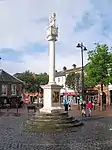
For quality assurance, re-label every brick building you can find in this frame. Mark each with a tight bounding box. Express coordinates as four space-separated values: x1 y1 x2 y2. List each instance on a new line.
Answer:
0 69 23 107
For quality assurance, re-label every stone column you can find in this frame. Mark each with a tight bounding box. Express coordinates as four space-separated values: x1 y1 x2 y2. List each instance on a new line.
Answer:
47 13 58 85
49 40 56 84
39 13 62 114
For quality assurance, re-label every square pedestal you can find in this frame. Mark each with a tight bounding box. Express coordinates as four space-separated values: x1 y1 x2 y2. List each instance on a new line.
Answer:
40 84 63 113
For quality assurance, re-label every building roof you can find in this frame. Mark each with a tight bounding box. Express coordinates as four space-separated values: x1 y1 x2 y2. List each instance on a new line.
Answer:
66 67 82 74
0 69 23 83
55 66 82 77
55 71 66 77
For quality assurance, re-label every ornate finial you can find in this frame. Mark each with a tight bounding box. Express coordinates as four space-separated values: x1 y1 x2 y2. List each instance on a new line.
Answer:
49 13 56 27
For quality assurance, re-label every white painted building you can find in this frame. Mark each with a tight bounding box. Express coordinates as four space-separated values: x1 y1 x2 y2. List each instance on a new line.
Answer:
55 70 66 94
55 66 82 98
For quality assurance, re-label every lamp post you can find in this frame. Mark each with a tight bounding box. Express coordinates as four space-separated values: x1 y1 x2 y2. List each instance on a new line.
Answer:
16 96 19 114
0 57 1 69
76 42 87 102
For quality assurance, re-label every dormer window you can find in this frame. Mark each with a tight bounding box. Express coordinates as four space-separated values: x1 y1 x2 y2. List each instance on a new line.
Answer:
2 85 7 95
11 84 16 95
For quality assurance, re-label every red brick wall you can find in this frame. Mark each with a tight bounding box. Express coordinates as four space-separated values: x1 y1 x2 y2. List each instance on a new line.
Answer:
0 82 22 97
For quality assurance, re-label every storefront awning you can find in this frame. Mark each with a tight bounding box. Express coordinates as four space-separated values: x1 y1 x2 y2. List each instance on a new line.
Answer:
63 92 78 96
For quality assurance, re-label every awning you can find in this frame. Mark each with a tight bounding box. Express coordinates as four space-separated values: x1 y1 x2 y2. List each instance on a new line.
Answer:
63 92 78 96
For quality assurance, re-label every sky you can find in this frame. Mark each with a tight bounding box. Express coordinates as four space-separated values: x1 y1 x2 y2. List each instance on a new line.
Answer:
0 0 112 74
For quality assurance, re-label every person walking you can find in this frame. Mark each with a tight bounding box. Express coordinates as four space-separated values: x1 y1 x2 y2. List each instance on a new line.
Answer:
87 100 93 117
68 99 71 110
63 99 69 111
81 101 87 117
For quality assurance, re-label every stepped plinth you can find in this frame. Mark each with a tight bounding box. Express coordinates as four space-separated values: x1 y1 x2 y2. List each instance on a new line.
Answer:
24 109 83 132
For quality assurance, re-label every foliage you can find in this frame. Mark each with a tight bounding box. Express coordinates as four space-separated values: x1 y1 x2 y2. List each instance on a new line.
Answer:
65 72 81 92
85 44 112 89
14 71 49 93
36 73 49 85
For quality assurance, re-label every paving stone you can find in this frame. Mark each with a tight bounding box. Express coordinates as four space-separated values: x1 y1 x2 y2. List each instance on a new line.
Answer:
0 109 112 149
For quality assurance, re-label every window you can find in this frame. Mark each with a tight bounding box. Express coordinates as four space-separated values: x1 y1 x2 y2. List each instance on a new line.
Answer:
62 84 64 87
11 84 16 95
2 85 7 95
58 78 60 82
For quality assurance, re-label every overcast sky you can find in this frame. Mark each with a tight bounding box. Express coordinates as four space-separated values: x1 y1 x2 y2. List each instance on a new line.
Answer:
0 0 112 74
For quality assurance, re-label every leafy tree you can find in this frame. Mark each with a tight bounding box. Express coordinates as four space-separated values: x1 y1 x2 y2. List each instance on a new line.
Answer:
65 72 81 92
14 70 37 92
36 73 49 85
85 44 112 110
75 73 82 92
14 71 49 93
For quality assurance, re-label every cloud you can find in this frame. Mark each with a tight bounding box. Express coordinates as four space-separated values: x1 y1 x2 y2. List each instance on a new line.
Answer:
0 0 112 74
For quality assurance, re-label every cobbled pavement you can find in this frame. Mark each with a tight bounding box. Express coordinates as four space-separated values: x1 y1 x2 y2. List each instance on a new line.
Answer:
0 110 112 150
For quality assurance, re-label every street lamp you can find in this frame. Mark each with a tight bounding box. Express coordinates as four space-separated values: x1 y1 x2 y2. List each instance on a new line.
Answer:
76 42 87 102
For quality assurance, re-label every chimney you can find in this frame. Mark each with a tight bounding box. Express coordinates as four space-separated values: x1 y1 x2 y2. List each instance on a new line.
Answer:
72 64 76 69
63 66 67 71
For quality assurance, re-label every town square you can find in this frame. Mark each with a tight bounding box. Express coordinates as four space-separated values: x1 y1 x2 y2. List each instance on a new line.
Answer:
0 0 112 150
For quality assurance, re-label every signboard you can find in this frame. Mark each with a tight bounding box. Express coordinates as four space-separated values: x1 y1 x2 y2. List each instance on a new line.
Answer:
24 98 30 103
80 95 82 101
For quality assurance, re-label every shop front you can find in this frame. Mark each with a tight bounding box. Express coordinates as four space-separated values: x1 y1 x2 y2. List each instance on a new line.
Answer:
63 92 78 104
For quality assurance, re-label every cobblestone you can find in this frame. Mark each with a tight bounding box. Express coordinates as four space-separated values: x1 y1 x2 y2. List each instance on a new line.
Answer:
0 109 112 149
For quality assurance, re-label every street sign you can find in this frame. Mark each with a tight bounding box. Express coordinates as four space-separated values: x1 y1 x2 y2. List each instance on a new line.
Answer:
80 95 82 101
25 98 30 103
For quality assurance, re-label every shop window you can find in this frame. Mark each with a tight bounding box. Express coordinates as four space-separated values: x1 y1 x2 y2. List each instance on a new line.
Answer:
2 85 7 95
11 84 16 95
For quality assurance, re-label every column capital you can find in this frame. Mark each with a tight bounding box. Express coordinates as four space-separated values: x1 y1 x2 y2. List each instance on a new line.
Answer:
47 26 58 41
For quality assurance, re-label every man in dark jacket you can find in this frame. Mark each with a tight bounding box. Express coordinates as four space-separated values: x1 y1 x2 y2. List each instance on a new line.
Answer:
81 101 87 117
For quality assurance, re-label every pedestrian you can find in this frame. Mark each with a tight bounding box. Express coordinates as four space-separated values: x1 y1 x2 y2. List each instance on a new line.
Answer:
92 101 95 110
99 102 100 111
68 99 71 110
81 101 87 117
87 100 93 117
63 99 68 111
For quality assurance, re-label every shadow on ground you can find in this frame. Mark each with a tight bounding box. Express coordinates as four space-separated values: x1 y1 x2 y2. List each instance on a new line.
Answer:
75 116 105 122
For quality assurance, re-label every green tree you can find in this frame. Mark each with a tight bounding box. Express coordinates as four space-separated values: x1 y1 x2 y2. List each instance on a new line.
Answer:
75 73 82 92
85 44 112 110
36 73 49 85
14 71 49 93
65 72 81 92
14 70 37 92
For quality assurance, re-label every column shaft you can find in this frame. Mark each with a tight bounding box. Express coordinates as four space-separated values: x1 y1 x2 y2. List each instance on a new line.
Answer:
49 40 55 84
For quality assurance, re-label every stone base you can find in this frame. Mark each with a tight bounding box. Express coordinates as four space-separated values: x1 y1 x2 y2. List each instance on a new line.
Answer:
41 84 62 109
39 106 63 114
24 109 83 132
